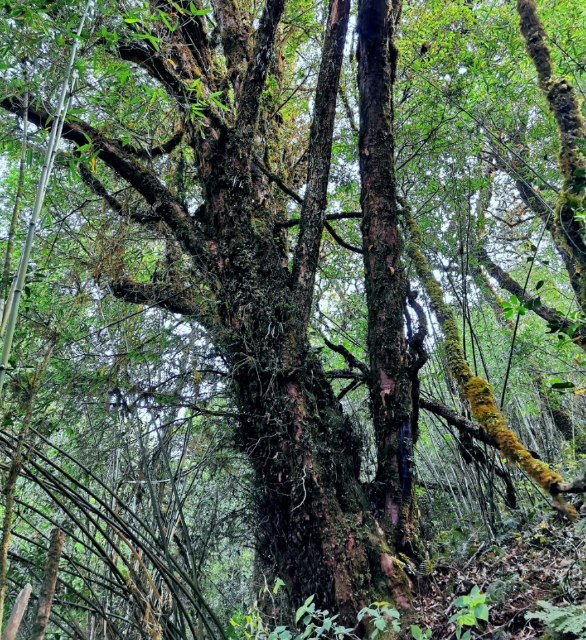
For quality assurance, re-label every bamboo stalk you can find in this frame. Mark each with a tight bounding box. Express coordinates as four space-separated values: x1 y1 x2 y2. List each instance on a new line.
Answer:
0 0 92 400
0 292 81 635
0 88 28 328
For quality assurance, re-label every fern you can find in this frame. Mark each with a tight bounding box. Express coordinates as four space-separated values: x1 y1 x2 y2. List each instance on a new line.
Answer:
526 601 586 639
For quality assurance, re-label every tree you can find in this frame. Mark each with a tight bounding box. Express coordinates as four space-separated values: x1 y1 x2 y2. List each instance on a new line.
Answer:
0 0 585 632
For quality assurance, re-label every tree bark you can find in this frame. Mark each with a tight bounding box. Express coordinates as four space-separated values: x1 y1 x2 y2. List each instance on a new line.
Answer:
357 0 416 561
30 528 65 640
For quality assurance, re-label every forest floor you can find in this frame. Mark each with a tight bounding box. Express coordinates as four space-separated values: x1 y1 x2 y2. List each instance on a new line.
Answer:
413 514 586 639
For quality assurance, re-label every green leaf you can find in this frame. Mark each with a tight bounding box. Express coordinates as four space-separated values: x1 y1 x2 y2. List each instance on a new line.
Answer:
550 381 575 390
273 578 285 594
460 613 477 627
473 603 489 621
454 596 470 608
411 625 422 640
374 618 386 631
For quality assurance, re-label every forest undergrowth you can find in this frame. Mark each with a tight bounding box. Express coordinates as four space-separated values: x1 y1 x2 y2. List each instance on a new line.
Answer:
413 514 586 639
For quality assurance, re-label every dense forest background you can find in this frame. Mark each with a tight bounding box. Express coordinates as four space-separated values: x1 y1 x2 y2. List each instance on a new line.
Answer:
0 0 585 638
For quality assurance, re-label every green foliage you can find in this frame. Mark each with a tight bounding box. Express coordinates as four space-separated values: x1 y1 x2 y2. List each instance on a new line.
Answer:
526 601 586 639
448 587 489 640
410 625 432 640
229 592 401 640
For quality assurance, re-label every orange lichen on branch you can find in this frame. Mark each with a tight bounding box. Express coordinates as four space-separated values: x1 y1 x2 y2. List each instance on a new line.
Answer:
404 207 577 520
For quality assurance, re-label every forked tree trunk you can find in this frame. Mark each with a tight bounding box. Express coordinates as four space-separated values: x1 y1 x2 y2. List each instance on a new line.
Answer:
210 0 415 618
236 359 412 622
0 0 416 623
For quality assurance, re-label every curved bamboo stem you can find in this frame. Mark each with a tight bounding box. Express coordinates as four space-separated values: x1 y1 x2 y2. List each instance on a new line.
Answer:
0 0 93 400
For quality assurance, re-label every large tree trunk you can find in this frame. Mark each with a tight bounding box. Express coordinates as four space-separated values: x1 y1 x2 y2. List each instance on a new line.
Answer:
237 361 412 620
191 186 413 618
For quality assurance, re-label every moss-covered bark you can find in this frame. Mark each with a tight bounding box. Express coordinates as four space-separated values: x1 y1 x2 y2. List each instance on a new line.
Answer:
517 0 586 308
405 205 577 520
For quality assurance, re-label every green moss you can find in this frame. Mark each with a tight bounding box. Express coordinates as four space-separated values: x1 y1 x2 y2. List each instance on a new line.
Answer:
517 0 586 311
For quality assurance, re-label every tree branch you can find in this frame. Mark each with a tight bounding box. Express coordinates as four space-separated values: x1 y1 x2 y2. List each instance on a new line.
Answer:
210 0 251 93
150 126 185 157
517 0 586 298
419 397 500 449
289 0 351 329
1 97 208 261
322 336 370 376
115 40 225 133
324 221 363 254
109 278 206 318
235 0 286 137
169 0 214 79
275 212 362 229
253 159 303 203
474 244 586 351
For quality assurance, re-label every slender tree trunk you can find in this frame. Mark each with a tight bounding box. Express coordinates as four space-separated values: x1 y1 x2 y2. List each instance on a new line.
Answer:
357 0 418 559
30 528 65 640
516 0 586 308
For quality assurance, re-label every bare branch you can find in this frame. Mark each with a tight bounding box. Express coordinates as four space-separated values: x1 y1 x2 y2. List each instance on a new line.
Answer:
324 221 363 254
109 278 207 318
150 126 185 157
275 212 362 229
322 336 370 376
474 245 586 351
253 159 303 203
419 397 499 449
